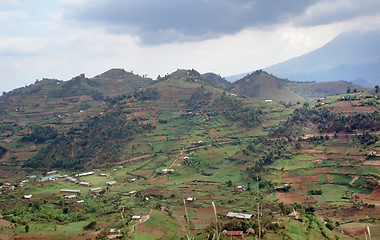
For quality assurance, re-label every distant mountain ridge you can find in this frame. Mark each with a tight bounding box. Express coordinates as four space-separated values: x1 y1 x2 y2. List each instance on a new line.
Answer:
264 31 380 86
229 70 370 102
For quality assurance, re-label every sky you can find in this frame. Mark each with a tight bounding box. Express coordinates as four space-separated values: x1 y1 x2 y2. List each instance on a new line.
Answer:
1 0 380 93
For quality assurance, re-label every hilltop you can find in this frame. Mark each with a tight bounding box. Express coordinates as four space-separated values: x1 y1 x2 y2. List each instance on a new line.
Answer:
229 70 370 102
231 70 305 103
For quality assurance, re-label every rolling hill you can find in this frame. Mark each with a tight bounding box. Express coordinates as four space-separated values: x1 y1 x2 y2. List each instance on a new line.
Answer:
229 70 370 102
231 70 305 103
0 68 379 239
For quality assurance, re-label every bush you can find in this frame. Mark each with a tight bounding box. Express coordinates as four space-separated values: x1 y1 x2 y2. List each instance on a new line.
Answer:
326 222 334 230
83 221 97 230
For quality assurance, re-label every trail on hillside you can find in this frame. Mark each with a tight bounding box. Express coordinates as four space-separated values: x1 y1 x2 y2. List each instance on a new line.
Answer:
115 154 153 165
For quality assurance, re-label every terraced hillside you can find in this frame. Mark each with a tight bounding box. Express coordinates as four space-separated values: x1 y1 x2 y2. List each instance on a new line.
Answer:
0 69 379 239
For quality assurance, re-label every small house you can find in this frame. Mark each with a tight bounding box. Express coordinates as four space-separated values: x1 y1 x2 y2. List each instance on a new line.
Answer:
66 177 78 183
98 173 110 177
109 229 121 235
236 186 246 192
161 169 175 174
288 210 299 219
75 171 94 177
106 181 117 186
90 187 102 192
47 170 57 175
79 181 93 187
60 189 82 194
28 175 37 179
186 197 196 202
131 215 141 221
3 185 15 190
226 212 253 220
129 191 137 195
265 99 273 103
64 195 77 200
23 194 33 199
77 200 85 204
42 174 62 180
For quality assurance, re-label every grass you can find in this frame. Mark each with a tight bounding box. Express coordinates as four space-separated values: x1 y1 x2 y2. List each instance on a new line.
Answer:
135 210 181 240
312 184 347 203
14 221 90 236
286 219 308 240
135 232 157 240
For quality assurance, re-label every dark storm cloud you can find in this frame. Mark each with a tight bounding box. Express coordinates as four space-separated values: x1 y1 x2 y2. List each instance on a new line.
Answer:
61 0 380 45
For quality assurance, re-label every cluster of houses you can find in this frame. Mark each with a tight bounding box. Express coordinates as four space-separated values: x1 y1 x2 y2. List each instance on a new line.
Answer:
0 168 133 202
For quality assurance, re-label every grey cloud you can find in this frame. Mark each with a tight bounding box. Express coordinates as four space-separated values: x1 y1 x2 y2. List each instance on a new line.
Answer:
295 0 380 27
62 0 380 45
62 0 320 44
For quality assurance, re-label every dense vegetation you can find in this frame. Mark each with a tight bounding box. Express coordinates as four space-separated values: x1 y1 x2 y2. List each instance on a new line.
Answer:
20 126 58 144
271 106 380 137
0 145 7 156
210 93 262 127
23 111 152 169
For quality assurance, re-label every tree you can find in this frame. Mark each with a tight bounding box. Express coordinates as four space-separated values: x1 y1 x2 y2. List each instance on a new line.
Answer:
347 87 351 94
375 85 379 93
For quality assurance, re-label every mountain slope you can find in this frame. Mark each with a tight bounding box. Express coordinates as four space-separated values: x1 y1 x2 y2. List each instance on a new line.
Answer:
91 68 153 96
287 80 371 100
0 69 153 126
231 70 305 103
201 72 233 90
264 31 380 86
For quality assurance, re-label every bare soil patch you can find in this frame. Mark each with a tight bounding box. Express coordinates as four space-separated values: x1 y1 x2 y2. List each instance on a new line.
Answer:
136 224 166 239
332 102 354 114
14 151 37 161
209 130 222 138
353 105 378 113
232 152 243 159
326 174 333 183
342 227 367 235
154 136 167 141
368 186 380 200
315 167 334 174
197 195 212 200
143 176 170 185
0 219 13 228
276 192 307 204
282 175 319 185
0 233 12 240
363 160 380 166
14 234 65 240
350 176 359 185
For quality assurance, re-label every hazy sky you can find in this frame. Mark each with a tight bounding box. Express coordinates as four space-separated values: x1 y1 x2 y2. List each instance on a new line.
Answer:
1 0 380 93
